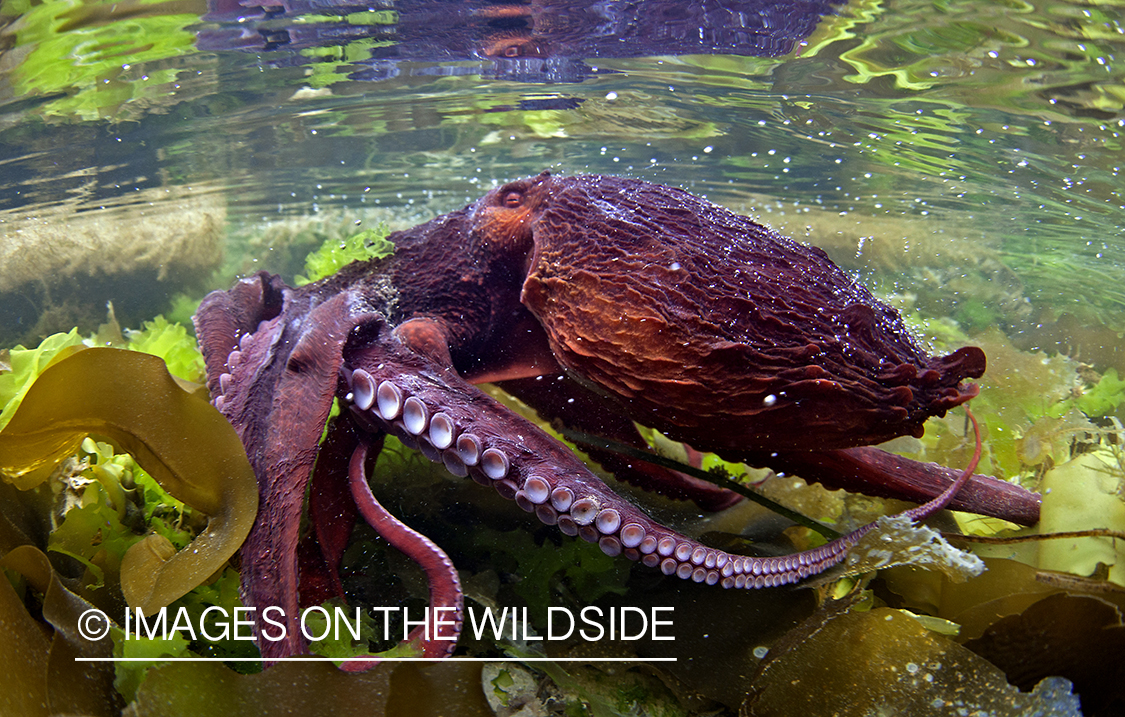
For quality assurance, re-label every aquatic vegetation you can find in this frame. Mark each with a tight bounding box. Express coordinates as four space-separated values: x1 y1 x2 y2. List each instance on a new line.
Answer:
1 311 206 431
0 347 257 613
0 543 120 715
1056 368 1125 419
295 227 395 286
123 315 207 384
0 327 86 431
1038 449 1125 586
745 596 1083 716
484 659 698 717
47 437 195 590
963 593 1125 716
0 340 261 713
0 185 225 346
127 660 396 717
224 208 435 284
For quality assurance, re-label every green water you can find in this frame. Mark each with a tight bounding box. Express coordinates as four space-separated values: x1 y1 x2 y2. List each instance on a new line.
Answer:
0 0 1122 714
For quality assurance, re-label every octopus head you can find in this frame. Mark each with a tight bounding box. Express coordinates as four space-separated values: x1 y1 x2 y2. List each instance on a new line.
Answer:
470 170 554 269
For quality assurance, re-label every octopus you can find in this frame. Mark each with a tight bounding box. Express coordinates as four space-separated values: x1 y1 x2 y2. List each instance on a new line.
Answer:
193 172 1040 662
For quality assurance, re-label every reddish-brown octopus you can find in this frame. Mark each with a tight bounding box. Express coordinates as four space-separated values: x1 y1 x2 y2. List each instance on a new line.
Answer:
193 172 1040 663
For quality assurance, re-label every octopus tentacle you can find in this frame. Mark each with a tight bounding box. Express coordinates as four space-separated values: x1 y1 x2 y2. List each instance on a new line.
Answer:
297 417 362 608
344 440 463 663
342 358 979 592
207 292 365 662
498 373 742 511
745 407 984 584
745 444 1037 526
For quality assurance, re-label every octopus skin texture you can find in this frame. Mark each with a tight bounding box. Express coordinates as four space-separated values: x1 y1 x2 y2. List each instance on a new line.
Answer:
192 171 1041 662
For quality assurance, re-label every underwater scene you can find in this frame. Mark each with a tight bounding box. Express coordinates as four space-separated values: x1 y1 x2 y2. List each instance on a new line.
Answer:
1 0 1124 715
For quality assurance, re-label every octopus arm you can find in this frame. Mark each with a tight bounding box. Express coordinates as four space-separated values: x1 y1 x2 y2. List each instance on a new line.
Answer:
497 373 742 511
196 277 373 661
748 446 1040 526
339 322 977 606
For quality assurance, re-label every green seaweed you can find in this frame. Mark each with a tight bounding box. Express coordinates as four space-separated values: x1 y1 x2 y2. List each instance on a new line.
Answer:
47 438 197 592
128 660 394 717
1057 368 1125 419
0 347 257 614
302 596 422 663
111 627 191 703
0 329 256 708
125 316 207 384
112 566 255 701
295 227 395 286
303 597 381 660
164 293 204 328
1 314 206 432
0 328 87 431
169 566 258 664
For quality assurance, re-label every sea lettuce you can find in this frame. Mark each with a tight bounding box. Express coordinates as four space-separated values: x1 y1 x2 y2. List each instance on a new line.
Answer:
0 328 87 431
295 227 395 286
125 316 206 384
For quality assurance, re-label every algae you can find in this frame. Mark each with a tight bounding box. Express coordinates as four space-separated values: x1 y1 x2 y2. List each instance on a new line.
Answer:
0 348 257 613
1038 450 1125 586
744 601 1082 716
225 206 434 283
122 315 207 384
295 226 395 286
0 327 87 431
0 543 121 716
471 526 631 621
0 184 225 346
483 660 696 717
127 660 395 717
0 185 224 293
963 593 1125 715
0 312 206 431
0 341 262 708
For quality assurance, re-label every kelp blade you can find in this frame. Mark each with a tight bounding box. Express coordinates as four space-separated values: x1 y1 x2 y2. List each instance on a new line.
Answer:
0 347 258 613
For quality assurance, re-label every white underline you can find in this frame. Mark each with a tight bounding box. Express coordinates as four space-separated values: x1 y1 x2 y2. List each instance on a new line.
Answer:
76 656 676 663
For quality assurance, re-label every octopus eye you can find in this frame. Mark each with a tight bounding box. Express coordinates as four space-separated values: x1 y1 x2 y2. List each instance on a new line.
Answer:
503 190 523 208
504 45 521 58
